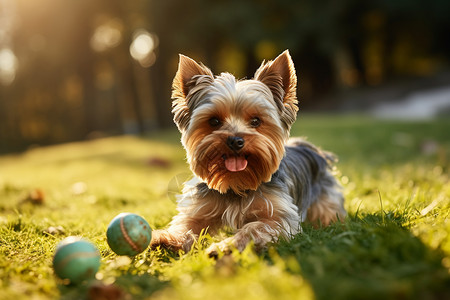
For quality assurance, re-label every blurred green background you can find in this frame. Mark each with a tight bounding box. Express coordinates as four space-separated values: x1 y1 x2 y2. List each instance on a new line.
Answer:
1 0 450 153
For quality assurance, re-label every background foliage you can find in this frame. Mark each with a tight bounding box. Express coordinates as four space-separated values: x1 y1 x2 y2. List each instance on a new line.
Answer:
1 0 450 152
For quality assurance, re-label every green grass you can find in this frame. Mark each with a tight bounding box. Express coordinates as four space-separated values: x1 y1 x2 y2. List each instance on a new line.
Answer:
0 115 449 300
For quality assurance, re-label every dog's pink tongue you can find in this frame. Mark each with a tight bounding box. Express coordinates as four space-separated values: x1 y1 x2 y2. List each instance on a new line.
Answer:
225 156 248 172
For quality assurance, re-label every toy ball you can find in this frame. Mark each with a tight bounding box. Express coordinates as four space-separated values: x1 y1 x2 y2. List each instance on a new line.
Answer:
53 236 101 284
106 213 152 256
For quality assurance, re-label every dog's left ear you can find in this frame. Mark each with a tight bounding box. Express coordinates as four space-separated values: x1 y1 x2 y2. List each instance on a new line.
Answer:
254 50 298 127
172 55 214 131
173 55 213 99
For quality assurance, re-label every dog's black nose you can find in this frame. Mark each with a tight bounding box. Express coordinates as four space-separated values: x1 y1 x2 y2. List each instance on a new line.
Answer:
227 136 245 151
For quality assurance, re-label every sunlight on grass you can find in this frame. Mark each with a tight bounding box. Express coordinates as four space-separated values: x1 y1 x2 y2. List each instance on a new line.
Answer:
0 115 449 299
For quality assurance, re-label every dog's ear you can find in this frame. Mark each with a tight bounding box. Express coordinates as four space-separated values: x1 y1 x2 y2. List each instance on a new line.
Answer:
173 55 213 99
172 55 213 131
254 50 298 127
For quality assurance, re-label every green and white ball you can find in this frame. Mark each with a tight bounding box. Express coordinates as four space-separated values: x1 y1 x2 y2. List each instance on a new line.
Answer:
53 237 101 284
106 213 152 256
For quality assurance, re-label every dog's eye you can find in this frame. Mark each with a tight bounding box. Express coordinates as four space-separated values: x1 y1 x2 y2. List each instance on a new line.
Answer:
250 117 261 128
209 117 221 127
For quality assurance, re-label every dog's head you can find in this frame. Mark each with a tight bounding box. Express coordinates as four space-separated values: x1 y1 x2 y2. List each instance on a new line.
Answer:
171 50 298 194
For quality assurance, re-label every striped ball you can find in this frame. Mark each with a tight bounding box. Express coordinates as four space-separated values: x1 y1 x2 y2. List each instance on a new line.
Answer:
53 237 101 284
106 213 152 256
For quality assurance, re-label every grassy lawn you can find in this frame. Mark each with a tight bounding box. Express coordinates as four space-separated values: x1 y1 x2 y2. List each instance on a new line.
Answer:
1 115 449 300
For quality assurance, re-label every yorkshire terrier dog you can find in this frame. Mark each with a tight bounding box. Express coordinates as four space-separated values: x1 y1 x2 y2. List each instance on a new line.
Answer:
150 50 346 256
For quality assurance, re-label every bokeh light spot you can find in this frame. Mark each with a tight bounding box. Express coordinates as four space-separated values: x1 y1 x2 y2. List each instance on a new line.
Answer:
0 48 18 86
90 19 123 52
130 30 158 68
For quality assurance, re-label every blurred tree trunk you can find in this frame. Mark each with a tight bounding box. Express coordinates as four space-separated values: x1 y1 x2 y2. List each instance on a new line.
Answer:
117 38 146 134
150 40 175 129
109 0 147 133
347 36 367 85
73 7 97 138
148 1 176 129
244 47 259 78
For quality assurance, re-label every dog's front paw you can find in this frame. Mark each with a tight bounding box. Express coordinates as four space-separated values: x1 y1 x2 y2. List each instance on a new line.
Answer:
150 229 194 253
206 238 234 258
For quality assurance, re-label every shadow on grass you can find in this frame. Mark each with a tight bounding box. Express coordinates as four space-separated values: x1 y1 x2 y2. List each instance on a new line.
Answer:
58 272 168 300
273 212 450 300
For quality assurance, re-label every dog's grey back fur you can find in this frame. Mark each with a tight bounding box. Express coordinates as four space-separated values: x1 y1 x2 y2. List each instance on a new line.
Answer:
266 138 342 220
